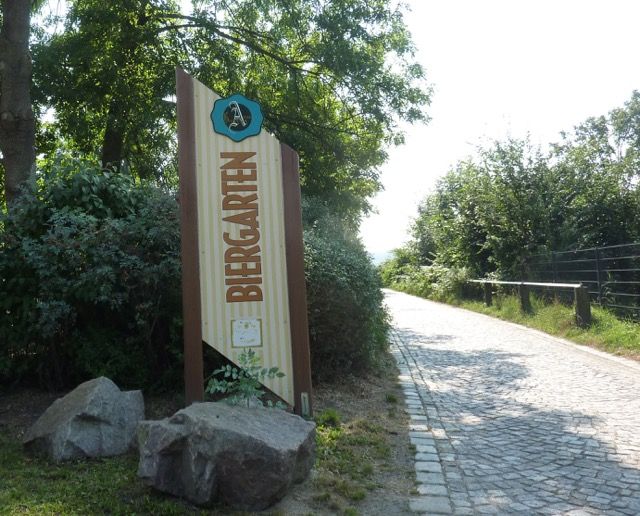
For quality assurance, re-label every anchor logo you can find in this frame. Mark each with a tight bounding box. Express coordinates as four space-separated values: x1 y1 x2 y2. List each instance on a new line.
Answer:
227 101 247 129
211 94 263 142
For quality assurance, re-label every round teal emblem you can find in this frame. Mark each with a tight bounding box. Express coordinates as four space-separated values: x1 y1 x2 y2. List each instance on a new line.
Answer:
211 94 263 142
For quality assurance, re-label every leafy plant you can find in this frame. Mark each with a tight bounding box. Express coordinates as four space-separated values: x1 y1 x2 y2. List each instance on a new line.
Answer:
315 408 341 428
0 158 182 390
396 92 640 283
380 261 472 304
205 349 285 408
303 197 389 381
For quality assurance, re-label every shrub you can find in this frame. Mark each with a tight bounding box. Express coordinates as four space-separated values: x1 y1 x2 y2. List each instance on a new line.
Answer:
0 159 182 390
378 246 419 287
303 198 389 381
0 169 389 390
380 257 472 304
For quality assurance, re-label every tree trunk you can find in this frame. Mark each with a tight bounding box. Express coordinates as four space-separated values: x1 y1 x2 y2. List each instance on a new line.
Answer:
101 100 125 170
0 0 35 208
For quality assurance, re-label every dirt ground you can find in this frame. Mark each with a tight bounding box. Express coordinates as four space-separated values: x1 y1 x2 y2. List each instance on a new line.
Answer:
0 353 415 515
274 358 416 515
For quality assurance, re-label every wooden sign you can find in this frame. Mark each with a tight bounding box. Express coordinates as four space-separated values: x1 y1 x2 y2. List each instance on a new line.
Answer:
176 68 312 416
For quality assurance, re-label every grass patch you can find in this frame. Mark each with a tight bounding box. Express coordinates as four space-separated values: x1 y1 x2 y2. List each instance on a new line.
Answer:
315 407 341 427
0 432 199 515
385 393 398 404
313 409 393 512
459 294 640 358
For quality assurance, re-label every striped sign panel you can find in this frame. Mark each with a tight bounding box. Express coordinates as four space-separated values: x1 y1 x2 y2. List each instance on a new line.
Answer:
190 76 294 404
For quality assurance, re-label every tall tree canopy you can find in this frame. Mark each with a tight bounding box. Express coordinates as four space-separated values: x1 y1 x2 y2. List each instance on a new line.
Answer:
31 0 430 218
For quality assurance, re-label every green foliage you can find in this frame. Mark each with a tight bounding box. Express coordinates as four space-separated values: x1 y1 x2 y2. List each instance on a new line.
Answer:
315 408 342 427
303 197 389 381
547 94 640 249
379 259 471 304
377 246 419 286
33 0 185 180
0 158 182 389
408 139 552 277
1 166 391 389
33 0 430 219
205 349 285 408
402 92 640 280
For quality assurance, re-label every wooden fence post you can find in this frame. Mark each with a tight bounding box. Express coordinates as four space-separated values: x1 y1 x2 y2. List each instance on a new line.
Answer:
574 285 591 327
483 283 492 307
518 283 532 313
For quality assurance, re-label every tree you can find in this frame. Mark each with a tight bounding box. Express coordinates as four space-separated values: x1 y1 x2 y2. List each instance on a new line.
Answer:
0 0 37 208
478 139 552 275
34 0 430 218
410 138 553 277
404 92 640 282
411 160 493 274
549 95 640 249
33 0 187 179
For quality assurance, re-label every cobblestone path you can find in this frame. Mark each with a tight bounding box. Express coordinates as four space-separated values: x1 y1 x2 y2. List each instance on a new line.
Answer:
385 290 640 515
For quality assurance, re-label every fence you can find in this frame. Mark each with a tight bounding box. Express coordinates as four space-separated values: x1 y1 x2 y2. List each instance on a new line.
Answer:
529 243 640 319
469 279 591 327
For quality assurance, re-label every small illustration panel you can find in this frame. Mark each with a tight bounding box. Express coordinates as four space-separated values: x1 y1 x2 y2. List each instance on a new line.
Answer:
231 318 263 348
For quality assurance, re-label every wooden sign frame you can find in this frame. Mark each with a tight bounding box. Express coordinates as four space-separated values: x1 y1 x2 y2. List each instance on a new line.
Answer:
176 68 313 416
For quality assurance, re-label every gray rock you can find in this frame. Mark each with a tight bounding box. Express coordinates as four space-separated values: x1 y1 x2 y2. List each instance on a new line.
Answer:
23 377 144 462
137 402 315 510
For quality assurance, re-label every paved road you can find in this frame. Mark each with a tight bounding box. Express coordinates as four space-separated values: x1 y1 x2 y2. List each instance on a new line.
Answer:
385 290 640 515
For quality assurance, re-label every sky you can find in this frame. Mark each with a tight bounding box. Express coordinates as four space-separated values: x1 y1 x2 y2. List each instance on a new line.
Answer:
359 0 640 262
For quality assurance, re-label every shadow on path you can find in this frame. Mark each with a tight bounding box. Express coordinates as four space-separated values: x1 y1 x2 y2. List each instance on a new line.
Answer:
396 325 640 515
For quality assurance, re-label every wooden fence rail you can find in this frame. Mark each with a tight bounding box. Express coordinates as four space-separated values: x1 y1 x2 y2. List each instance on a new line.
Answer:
469 280 591 327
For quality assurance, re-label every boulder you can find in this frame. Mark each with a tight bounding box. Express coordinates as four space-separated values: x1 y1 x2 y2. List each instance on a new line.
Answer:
23 377 144 462
137 402 315 510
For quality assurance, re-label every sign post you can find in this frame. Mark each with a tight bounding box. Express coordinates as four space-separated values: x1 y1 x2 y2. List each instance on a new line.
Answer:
176 68 312 416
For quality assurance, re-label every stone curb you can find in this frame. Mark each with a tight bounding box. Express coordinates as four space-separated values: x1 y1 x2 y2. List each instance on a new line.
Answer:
391 331 454 515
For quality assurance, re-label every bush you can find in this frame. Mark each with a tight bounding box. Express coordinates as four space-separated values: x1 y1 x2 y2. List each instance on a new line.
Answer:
0 159 182 390
379 254 472 304
303 198 389 381
378 246 418 287
0 168 389 390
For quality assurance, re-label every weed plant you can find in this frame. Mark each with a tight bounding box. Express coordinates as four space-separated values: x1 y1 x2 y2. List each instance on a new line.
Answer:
204 349 285 408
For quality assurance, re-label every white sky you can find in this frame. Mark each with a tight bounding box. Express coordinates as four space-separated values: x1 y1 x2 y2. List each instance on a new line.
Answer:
359 0 640 261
